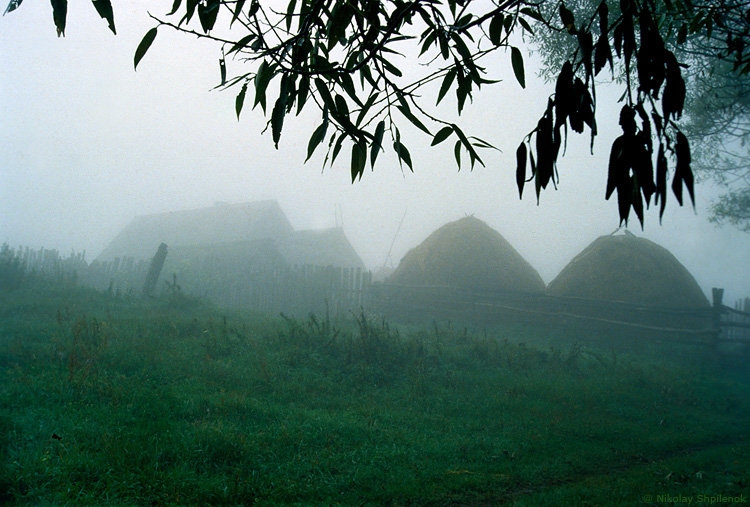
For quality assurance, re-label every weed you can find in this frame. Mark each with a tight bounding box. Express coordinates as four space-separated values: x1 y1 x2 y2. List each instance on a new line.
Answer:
0 286 748 506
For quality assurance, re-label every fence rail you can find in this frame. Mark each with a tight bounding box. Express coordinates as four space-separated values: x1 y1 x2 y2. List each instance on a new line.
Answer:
713 289 750 343
182 263 372 316
1 245 372 316
3 244 748 352
368 283 750 352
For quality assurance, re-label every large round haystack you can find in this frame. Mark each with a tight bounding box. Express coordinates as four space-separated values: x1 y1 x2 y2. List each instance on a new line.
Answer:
547 234 709 308
387 216 545 293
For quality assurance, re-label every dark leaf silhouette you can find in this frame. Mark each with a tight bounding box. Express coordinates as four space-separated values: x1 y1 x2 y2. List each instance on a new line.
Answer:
271 81 289 149
555 61 575 129
489 12 504 45
306 119 328 162
3 0 22 15
254 61 275 113
594 35 613 75
351 142 366 182
51 0 66 36
134 27 158 70
606 136 625 201
431 126 453 146
662 52 686 121
636 6 665 97
672 131 695 207
516 143 527 199
436 68 457 106
606 105 651 226
577 29 593 82
219 57 226 85
370 120 385 168
511 46 526 88
656 143 668 222
167 0 182 16
19 0 711 224
235 82 247 119
559 3 575 33
198 0 220 32
394 141 413 171
92 0 116 34
231 0 246 26
534 100 557 202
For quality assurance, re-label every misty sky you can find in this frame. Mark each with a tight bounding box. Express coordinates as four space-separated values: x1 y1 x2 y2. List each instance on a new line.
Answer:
1 1 749 302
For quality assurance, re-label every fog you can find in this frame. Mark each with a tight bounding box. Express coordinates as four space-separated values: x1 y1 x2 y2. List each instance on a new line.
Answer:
1 0 748 302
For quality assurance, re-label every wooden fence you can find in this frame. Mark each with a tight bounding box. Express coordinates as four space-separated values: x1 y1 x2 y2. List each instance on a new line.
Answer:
4 244 748 354
0 245 151 294
173 263 372 317
3 245 88 285
368 283 750 353
84 256 151 294
713 289 750 343
2 244 372 317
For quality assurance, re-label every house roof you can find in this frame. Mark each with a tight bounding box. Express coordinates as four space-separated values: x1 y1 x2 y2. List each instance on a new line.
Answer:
276 228 365 269
161 227 366 280
96 200 365 270
96 200 294 262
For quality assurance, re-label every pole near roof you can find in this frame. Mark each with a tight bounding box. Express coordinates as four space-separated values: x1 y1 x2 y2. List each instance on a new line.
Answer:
335 203 343 229
383 208 407 270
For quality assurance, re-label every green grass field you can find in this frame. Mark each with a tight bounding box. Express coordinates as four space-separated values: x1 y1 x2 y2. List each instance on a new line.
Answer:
1 284 748 506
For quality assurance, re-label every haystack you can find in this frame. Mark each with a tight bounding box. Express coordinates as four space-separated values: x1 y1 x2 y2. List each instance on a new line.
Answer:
546 233 709 308
387 216 545 293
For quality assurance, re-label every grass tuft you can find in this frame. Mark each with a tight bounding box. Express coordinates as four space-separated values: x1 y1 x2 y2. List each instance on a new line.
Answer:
0 284 748 505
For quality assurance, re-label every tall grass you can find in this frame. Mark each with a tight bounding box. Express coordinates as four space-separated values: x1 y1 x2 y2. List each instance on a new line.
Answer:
0 284 748 506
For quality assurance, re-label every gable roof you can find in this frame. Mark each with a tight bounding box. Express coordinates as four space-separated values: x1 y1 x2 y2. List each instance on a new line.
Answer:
96 200 365 270
276 228 365 269
96 200 294 262
163 227 365 277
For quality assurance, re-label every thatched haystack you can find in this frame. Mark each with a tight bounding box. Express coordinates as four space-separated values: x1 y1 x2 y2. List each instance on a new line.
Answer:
547 233 709 308
387 216 545 293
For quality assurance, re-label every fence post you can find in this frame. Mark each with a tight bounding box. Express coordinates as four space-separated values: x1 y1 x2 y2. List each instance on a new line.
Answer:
143 243 168 297
711 287 724 352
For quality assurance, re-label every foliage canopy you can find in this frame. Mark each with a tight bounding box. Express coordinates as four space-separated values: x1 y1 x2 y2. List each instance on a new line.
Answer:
531 0 750 231
7 0 750 227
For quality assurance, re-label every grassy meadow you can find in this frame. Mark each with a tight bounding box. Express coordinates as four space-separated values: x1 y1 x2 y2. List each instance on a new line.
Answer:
0 282 748 506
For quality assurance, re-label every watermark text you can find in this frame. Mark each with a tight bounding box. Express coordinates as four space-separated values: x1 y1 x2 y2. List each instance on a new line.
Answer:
642 493 748 504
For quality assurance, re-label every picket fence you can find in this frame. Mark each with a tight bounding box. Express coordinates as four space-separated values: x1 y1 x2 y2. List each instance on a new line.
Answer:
176 263 373 317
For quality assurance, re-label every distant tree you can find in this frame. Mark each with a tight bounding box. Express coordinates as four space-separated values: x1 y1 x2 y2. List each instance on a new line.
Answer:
685 58 750 232
7 0 750 227
532 0 750 231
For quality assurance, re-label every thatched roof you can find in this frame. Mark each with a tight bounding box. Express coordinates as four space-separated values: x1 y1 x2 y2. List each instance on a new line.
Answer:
97 200 365 271
387 216 545 293
546 233 709 308
163 228 365 279
276 228 365 269
165 239 284 277
97 200 293 262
